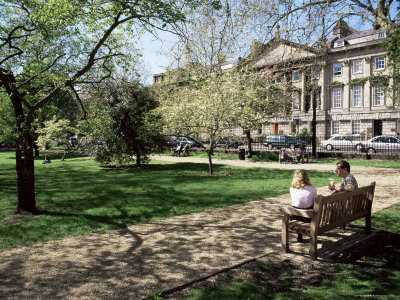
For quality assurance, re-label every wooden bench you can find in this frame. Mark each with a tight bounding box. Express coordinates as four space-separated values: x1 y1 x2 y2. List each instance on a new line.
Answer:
281 182 376 260
299 152 309 163
171 145 190 156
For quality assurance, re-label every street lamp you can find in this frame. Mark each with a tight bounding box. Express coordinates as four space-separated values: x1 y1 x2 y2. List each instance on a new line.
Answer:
312 88 318 158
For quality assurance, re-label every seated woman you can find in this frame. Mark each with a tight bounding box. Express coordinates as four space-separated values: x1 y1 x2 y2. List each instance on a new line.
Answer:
42 154 52 164
172 143 182 156
279 148 291 164
289 169 317 242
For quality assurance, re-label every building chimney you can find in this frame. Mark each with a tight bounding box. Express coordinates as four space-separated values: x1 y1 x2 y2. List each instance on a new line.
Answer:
250 39 264 55
333 19 355 38
275 24 280 39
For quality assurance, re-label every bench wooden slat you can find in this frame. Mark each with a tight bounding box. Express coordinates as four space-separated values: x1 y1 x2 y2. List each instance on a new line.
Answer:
282 182 376 260
281 206 314 218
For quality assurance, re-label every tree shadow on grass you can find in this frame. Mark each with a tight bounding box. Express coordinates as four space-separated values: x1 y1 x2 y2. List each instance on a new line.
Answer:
0 200 287 299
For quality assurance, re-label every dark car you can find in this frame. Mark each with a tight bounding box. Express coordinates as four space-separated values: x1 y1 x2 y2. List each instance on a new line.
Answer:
215 137 243 149
0 142 15 148
168 136 204 148
262 135 301 150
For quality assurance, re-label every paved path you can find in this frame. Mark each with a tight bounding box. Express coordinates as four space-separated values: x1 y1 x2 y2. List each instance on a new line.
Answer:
0 157 399 299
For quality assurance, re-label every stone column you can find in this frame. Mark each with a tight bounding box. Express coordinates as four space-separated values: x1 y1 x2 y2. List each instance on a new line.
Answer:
364 56 372 109
342 60 350 110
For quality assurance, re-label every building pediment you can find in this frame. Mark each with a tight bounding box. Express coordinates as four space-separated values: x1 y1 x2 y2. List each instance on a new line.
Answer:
251 41 317 68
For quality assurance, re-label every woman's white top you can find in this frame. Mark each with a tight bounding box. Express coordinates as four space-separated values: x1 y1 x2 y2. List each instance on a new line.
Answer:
290 185 317 208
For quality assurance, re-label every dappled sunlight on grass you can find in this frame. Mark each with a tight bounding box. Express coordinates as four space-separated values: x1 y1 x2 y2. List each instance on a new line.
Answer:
0 152 333 249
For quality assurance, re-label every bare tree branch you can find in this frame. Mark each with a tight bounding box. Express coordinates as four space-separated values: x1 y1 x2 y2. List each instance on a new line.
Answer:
17 54 65 90
70 85 87 120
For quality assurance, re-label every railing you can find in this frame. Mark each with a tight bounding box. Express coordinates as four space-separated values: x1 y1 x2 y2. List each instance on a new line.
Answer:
229 135 400 155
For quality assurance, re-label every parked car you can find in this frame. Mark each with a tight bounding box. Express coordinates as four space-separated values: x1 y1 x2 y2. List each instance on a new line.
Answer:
69 136 78 146
168 136 204 148
262 135 301 150
320 135 363 151
360 136 400 153
214 137 243 149
0 142 15 148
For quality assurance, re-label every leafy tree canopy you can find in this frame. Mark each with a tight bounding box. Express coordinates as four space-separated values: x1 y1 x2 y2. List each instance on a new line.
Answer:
0 0 222 213
81 78 165 166
36 116 74 150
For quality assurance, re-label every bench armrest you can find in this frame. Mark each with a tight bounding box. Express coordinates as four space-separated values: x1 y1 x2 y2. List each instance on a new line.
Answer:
282 206 314 218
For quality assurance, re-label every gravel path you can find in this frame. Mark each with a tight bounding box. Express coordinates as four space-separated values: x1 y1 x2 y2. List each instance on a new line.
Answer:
0 156 399 299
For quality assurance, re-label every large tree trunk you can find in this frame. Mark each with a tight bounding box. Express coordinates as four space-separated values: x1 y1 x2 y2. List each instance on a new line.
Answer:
245 130 253 158
16 128 39 214
9 86 39 214
136 153 141 167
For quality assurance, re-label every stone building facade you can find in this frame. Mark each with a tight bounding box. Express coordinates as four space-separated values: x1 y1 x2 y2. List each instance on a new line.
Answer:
243 20 400 140
153 20 400 141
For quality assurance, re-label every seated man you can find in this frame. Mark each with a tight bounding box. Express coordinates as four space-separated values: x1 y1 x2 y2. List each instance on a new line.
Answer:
296 143 307 163
328 160 358 194
183 143 190 156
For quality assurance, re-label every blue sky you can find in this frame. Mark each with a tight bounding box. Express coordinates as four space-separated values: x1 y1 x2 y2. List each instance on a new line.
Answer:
138 31 177 84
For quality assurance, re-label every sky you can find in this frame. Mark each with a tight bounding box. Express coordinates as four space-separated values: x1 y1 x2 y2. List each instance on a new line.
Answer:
138 31 178 85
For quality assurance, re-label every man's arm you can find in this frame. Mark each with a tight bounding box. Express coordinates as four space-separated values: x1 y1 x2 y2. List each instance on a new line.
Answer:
342 185 355 192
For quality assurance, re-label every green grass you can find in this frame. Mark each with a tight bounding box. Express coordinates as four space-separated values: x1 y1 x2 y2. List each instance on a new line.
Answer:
0 151 333 249
183 203 400 300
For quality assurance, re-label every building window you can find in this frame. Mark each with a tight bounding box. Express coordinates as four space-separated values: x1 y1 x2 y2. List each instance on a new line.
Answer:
375 56 385 70
331 121 340 135
311 67 319 80
351 120 361 134
293 70 299 82
293 91 300 109
378 31 386 38
353 60 362 74
276 76 282 83
333 63 342 76
334 40 344 47
374 85 384 106
353 85 362 107
333 88 341 108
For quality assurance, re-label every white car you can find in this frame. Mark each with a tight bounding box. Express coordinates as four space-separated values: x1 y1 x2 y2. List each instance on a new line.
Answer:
360 136 400 153
320 135 363 151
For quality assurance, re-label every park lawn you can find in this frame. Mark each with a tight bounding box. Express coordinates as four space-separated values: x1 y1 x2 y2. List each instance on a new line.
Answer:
0 151 333 249
183 204 400 300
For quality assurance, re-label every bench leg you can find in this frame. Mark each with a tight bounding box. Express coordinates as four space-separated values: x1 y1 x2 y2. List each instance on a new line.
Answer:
365 214 371 234
282 216 290 253
310 234 318 260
